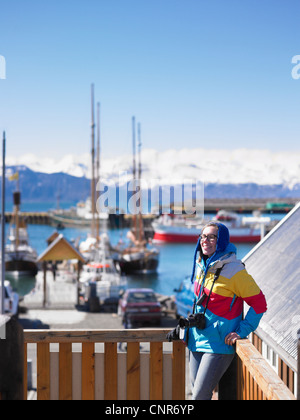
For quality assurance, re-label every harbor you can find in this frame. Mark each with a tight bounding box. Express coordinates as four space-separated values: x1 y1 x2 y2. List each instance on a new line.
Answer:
0 103 298 400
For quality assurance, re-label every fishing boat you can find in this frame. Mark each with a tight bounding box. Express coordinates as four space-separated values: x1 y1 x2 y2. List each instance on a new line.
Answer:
152 210 271 244
5 191 38 277
113 230 160 275
113 117 160 275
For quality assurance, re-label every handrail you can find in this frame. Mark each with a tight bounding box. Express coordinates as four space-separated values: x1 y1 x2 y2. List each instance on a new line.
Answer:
24 328 171 343
236 339 296 400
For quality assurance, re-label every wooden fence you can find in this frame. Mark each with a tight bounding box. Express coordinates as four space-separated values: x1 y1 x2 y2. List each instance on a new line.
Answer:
23 329 186 401
22 329 297 401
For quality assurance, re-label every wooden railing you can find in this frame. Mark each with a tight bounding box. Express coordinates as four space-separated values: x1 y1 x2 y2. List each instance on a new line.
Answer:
23 330 296 401
236 340 296 400
23 329 186 401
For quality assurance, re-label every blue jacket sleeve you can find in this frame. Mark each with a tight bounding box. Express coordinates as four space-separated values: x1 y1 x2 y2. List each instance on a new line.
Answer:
235 307 264 338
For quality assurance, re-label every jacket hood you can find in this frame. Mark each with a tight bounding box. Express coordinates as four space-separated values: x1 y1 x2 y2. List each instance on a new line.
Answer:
190 222 237 283
215 222 230 252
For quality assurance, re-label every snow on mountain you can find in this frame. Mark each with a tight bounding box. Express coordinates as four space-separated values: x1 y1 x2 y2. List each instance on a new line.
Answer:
6 148 300 189
6 153 91 178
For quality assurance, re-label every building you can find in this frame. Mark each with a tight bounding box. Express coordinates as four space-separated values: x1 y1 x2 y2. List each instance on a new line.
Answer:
243 202 300 397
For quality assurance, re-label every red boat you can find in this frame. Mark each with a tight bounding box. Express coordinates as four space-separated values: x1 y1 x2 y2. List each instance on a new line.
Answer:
152 211 270 244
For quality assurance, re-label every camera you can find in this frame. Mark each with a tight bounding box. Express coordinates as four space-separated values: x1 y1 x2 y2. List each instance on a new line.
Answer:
179 312 206 330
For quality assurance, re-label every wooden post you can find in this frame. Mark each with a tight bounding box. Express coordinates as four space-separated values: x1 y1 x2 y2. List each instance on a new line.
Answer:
297 329 300 401
0 316 24 400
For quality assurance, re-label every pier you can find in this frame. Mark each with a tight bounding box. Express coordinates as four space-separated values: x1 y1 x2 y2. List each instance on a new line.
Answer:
3 198 298 228
4 211 50 225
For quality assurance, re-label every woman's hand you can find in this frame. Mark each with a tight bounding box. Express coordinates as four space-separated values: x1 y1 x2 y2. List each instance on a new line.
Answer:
225 332 241 346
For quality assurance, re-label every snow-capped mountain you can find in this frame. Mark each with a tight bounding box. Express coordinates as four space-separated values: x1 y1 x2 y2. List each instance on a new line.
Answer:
6 148 300 190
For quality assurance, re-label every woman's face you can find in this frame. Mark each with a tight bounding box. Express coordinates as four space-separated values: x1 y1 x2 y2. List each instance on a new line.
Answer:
200 226 218 257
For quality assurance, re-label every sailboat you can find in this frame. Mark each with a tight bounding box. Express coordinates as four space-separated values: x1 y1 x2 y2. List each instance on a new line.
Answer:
78 85 127 310
113 117 159 275
5 189 38 277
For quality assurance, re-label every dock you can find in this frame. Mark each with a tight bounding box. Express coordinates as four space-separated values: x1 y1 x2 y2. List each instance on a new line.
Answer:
3 197 299 227
4 211 50 225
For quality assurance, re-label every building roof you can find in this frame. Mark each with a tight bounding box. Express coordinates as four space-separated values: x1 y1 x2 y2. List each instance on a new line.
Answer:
37 234 86 263
243 202 300 370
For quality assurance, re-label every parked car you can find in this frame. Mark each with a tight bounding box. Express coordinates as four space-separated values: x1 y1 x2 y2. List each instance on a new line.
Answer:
118 288 162 327
2 280 19 317
174 276 194 318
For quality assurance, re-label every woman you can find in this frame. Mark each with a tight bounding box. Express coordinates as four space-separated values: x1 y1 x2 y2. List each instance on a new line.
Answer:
168 221 267 400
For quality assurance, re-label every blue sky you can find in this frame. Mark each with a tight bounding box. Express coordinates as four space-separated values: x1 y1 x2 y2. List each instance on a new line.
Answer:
0 0 300 160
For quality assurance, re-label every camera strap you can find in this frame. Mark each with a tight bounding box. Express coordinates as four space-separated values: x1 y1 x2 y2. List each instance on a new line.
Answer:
193 266 223 315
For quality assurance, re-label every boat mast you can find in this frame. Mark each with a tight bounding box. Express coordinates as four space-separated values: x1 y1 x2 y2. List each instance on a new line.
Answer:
96 101 101 242
1 132 6 314
132 116 137 238
137 122 144 243
90 84 96 239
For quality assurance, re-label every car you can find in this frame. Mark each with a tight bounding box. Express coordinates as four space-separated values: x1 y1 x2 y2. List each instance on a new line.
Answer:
174 276 194 319
2 280 19 317
118 288 162 327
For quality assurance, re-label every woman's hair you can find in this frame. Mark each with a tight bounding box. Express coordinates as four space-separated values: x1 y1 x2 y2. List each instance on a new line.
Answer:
201 222 219 234
190 222 219 282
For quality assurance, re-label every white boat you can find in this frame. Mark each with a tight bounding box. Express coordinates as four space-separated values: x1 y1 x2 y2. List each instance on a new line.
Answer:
79 234 127 311
50 197 109 228
152 210 271 244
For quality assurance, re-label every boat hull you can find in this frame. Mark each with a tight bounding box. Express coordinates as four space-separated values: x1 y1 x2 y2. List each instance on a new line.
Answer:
117 252 159 275
5 259 38 277
153 228 261 244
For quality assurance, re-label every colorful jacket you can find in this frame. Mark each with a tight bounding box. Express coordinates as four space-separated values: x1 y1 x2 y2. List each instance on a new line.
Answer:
187 223 267 355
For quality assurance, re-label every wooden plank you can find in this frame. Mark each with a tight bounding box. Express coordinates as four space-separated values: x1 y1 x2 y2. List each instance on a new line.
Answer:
104 342 118 400
127 342 140 400
150 342 163 400
24 328 172 344
172 342 185 400
59 343 72 400
81 343 95 400
37 343 50 400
